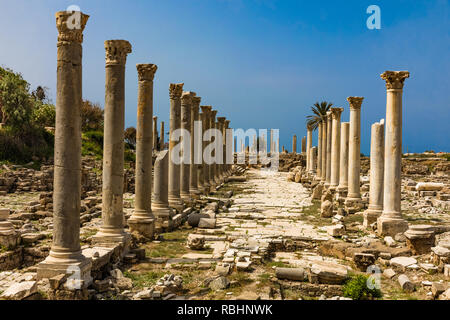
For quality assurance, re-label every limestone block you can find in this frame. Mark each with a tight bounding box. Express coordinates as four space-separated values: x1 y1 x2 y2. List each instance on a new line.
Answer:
390 257 417 271
327 224 344 237
209 276 230 291
187 234 205 250
321 200 333 218
416 182 444 191
0 281 37 300
398 274 414 293
198 218 216 229
383 268 396 279
275 267 307 281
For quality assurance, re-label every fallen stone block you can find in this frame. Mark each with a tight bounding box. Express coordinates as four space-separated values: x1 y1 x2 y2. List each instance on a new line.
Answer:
327 224 344 237
431 282 447 298
0 281 37 300
198 218 216 229
383 268 396 279
398 274 415 293
275 267 307 281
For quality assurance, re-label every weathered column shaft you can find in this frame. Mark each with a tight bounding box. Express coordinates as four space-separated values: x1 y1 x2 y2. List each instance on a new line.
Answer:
292 135 297 154
317 122 322 178
98 40 132 241
152 150 172 230
160 121 165 150
190 96 201 196
306 127 312 172
325 111 332 186
200 106 211 193
321 118 327 181
301 136 306 153
330 108 343 188
180 91 194 201
363 120 385 228
38 11 91 281
346 97 363 199
377 71 410 236
209 110 217 188
168 83 184 211
129 64 157 238
311 146 317 173
152 116 158 150
337 122 350 191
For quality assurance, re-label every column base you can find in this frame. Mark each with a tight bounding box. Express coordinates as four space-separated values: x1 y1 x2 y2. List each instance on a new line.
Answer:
189 188 201 199
344 197 363 214
404 225 435 255
363 208 382 229
0 222 20 249
180 192 192 203
169 197 184 213
128 217 155 240
377 215 408 237
92 228 132 249
36 253 92 289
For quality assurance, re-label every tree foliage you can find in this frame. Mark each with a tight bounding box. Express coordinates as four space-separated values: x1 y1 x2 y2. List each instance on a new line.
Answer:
124 127 136 148
81 100 104 132
306 101 333 131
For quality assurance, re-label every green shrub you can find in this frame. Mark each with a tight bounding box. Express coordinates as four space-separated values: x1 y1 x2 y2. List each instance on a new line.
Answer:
342 274 382 300
82 131 103 159
32 102 55 127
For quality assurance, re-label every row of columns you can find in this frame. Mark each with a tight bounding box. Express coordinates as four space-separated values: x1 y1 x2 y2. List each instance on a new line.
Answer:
304 70 409 237
37 10 235 284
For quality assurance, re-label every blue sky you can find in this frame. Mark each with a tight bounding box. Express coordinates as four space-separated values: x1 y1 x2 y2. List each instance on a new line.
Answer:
0 0 449 154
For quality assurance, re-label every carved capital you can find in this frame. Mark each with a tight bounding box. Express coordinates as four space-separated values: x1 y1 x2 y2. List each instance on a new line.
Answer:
181 91 196 105
347 97 364 110
331 107 344 120
200 105 212 114
55 11 89 44
217 117 226 124
225 120 230 128
105 40 132 66
191 96 201 108
169 83 184 99
380 71 410 90
326 110 332 121
136 64 157 81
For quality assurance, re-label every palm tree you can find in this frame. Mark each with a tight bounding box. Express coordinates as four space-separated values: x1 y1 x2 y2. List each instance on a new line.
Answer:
306 101 333 131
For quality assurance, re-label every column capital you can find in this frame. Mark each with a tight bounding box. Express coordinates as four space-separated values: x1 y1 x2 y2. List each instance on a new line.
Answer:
200 105 212 113
181 91 196 105
224 120 230 128
192 96 201 107
210 110 218 117
331 107 344 119
326 110 332 120
105 40 132 66
347 96 364 110
55 11 89 44
380 71 410 90
136 64 157 81
169 83 184 99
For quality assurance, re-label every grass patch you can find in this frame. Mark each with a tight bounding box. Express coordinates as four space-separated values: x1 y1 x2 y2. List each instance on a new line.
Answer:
123 270 166 289
266 261 292 268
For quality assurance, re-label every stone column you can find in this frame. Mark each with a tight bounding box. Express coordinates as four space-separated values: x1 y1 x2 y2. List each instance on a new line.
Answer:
37 11 92 282
214 118 222 184
225 120 231 176
152 116 158 150
336 122 350 199
190 96 201 197
344 97 364 213
209 110 218 191
301 136 306 153
316 122 322 179
325 111 333 187
152 150 173 231
168 83 184 212
377 71 410 236
364 120 385 228
306 127 312 173
160 121 165 150
94 40 132 247
311 146 317 173
329 107 343 190
217 117 226 182
292 135 297 154
180 91 194 202
200 106 211 194
128 64 157 239
320 118 327 181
